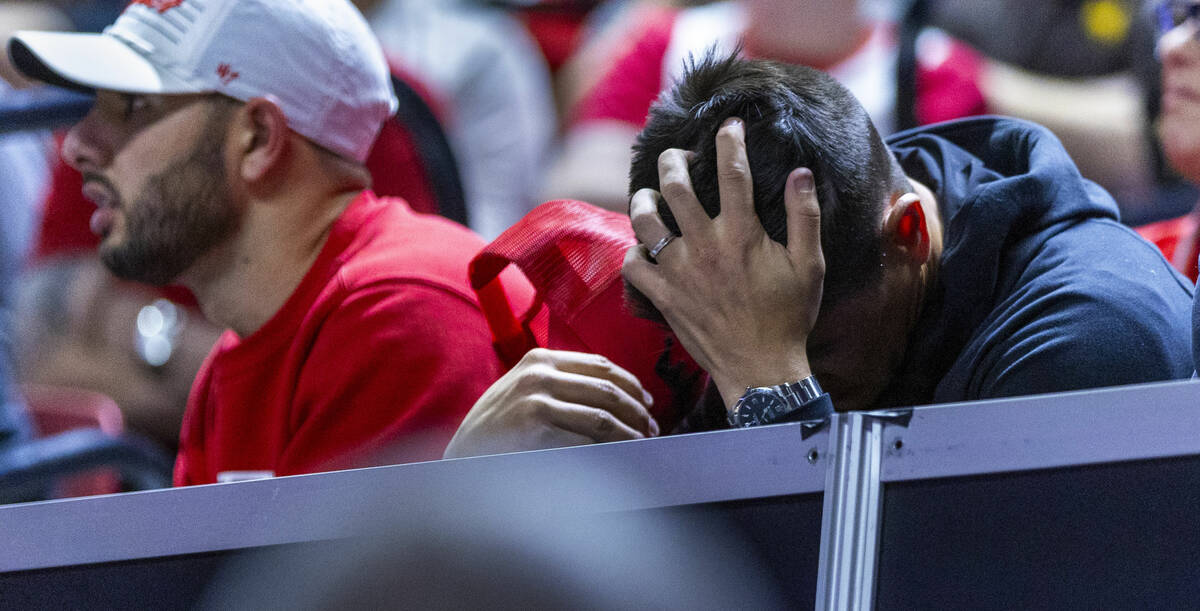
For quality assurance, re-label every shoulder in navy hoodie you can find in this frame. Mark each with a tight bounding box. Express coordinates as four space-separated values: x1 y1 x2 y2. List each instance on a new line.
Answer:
882 117 1194 407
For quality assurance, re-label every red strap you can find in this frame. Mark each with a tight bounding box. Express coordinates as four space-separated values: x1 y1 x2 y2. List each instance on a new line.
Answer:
468 200 635 369
468 253 539 369
469 200 707 431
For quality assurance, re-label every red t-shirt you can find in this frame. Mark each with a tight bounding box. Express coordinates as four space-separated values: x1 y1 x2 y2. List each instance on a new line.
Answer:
1137 210 1200 282
571 4 985 129
174 191 531 485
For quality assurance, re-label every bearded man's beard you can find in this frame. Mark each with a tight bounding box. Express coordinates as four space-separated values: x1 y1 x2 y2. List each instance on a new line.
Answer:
101 108 239 286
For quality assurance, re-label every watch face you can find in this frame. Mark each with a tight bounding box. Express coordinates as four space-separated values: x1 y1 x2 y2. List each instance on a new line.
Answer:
735 388 787 427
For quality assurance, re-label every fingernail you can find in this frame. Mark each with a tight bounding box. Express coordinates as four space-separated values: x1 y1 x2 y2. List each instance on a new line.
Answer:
793 169 814 193
643 389 655 406
649 418 660 437
722 117 742 129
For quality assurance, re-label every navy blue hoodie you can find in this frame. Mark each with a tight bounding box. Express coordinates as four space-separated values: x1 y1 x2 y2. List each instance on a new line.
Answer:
882 117 1194 407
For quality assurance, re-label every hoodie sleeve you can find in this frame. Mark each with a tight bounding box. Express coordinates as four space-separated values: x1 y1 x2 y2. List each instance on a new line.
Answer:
946 222 1195 401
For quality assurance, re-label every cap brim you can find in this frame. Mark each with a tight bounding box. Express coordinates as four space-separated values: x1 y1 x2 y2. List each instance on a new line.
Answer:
8 30 196 94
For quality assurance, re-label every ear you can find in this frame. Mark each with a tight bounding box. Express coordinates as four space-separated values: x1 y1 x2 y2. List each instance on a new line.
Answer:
881 191 931 265
234 96 290 184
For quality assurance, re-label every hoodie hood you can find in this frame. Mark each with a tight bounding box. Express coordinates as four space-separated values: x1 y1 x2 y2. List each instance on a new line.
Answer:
880 116 1127 406
891 116 1120 257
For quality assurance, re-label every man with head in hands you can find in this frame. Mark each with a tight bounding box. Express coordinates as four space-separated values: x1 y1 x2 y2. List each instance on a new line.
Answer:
445 50 1195 458
620 52 1193 428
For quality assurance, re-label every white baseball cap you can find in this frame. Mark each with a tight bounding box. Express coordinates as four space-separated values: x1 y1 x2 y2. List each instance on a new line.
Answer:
8 0 399 163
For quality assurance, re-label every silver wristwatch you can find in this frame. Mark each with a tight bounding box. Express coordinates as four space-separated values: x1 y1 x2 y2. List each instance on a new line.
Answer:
728 376 830 428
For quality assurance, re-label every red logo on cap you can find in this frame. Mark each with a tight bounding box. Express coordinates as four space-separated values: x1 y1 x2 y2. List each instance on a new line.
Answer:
216 63 240 86
128 0 184 14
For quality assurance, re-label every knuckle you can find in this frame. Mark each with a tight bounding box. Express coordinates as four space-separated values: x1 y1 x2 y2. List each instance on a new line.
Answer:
594 379 620 403
591 353 613 370
657 148 681 166
629 190 656 217
660 179 691 203
528 394 554 418
717 161 749 182
630 214 658 237
524 347 552 364
515 366 551 394
592 410 616 437
632 187 660 206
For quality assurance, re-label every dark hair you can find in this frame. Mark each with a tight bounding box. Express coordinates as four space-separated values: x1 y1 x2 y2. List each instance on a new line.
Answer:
626 49 908 317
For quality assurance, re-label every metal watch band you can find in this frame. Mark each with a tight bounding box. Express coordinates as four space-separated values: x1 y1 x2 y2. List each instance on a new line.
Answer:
778 376 823 406
728 375 828 427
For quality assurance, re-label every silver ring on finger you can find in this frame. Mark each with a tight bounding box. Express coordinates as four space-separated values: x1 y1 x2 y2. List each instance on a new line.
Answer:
648 233 677 260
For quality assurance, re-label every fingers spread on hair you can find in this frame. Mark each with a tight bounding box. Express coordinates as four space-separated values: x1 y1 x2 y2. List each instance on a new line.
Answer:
622 245 673 314
785 167 823 261
656 148 710 239
629 188 674 249
715 117 757 232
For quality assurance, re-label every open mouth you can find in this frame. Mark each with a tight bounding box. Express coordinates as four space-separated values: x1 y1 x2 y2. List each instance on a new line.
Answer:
81 176 116 210
81 176 120 238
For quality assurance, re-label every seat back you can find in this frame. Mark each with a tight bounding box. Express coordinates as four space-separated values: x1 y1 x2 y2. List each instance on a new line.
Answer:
366 70 468 226
25 384 123 437
23 384 123 497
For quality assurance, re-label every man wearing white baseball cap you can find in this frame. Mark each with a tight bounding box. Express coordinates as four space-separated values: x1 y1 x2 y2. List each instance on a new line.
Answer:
7 0 534 485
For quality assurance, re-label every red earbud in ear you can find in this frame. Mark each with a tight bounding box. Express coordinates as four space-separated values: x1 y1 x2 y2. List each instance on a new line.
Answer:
896 198 930 262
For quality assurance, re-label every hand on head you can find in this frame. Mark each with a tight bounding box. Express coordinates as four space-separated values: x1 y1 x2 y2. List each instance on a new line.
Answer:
621 117 825 410
443 348 657 459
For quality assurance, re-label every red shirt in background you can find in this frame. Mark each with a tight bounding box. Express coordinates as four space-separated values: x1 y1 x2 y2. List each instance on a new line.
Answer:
175 191 533 485
515 5 591 74
1137 210 1200 282
571 4 986 129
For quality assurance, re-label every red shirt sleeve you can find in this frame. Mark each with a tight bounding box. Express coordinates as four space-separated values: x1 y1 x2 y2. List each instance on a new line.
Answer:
278 281 503 475
571 7 678 127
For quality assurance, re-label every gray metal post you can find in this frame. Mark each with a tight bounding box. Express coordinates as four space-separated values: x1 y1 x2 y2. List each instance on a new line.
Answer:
815 412 887 610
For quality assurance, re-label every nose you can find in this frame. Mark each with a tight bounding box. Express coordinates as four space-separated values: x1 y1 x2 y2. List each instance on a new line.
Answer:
61 109 110 174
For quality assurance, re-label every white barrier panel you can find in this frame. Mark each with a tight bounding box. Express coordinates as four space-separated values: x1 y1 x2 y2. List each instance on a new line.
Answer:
1 380 1198 608
0 418 830 608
